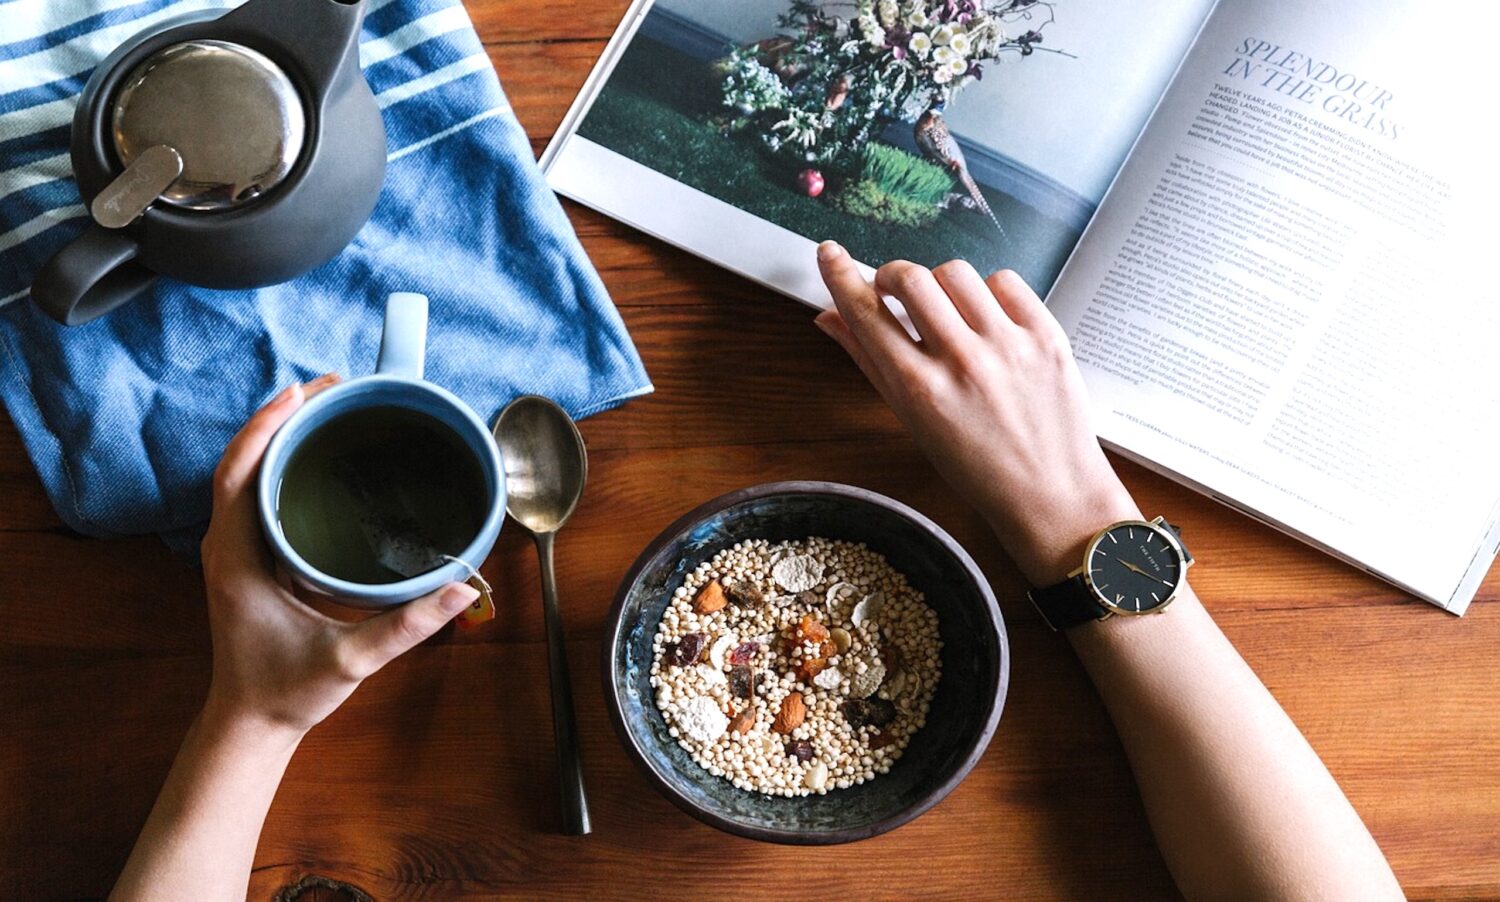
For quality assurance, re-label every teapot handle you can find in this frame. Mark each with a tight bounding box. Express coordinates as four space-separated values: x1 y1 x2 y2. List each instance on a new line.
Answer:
31 226 156 326
218 0 367 93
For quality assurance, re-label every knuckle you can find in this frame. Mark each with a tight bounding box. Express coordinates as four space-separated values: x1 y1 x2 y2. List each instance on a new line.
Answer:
333 642 371 682
932 259 974 283
892 265 932 296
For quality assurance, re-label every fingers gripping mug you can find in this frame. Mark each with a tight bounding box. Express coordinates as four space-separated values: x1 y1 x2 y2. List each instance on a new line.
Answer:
257 293 505 607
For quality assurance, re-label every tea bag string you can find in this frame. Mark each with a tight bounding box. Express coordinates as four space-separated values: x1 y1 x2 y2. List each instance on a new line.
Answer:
440 554 493 596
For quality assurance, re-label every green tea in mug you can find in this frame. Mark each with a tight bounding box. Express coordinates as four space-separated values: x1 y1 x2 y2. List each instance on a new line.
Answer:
276 405 489 584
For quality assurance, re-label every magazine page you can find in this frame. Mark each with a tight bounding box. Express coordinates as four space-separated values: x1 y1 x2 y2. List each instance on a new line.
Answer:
1045 0 1500 610
545 0 1215 305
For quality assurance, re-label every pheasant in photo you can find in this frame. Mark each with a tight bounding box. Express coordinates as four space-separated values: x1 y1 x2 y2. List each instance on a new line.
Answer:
915 104 1005 235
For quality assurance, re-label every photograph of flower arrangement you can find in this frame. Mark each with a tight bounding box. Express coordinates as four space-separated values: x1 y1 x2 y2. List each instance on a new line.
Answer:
575 0 1089 291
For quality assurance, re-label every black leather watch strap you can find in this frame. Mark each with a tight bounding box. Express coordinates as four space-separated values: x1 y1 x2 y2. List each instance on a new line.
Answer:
1028 575 1110 631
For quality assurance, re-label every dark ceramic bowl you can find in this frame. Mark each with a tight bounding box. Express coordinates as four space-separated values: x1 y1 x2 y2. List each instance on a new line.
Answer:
603 481 1008 844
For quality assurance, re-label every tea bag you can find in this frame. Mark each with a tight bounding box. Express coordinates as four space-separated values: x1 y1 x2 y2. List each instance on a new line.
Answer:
333 454 447 579
332 452 496 626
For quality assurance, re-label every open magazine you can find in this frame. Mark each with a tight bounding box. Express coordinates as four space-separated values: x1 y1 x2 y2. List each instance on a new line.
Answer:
543 0 1500 613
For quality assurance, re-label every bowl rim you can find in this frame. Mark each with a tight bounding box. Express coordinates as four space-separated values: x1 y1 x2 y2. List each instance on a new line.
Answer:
601 480 1010 845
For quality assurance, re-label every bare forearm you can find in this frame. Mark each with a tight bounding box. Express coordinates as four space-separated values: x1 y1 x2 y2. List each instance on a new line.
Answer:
1068 586 1401 900
112 702 302 901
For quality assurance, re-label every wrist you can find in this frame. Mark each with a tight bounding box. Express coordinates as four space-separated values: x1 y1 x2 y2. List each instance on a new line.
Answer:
197 693 308 760
997 480 1141 587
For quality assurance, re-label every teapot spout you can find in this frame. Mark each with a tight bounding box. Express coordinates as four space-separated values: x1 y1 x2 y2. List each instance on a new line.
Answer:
218 0 368 98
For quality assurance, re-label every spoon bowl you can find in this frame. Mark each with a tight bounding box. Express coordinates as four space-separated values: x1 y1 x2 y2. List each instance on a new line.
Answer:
494 395 587 536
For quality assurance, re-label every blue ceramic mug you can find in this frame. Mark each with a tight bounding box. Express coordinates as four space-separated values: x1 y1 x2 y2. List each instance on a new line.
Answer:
256 292 505 607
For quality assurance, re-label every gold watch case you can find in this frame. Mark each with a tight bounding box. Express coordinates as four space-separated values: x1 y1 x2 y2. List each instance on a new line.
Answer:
1069 516 1193 618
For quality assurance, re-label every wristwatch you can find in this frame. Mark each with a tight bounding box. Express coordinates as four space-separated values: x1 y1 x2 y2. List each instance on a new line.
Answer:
1028 517 1193 630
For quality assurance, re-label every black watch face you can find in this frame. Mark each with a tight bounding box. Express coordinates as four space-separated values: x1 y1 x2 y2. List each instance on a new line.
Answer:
1087 522 1183 615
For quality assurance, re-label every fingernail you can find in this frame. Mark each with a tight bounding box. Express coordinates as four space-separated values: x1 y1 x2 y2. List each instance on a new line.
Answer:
813 314 834 337
440 582 481 615
309 372 341 387
817 240 844 262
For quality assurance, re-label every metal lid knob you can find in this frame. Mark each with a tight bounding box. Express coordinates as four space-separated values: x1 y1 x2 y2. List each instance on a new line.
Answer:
110 39 306 211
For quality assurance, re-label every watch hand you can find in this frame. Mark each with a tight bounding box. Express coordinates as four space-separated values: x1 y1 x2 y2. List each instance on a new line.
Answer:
1107 554 1175 587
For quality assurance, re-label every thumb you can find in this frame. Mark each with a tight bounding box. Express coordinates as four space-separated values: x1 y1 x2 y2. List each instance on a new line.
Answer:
346 582 479 673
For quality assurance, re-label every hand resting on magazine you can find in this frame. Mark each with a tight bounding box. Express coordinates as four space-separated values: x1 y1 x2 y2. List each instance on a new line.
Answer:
814 240 1402 900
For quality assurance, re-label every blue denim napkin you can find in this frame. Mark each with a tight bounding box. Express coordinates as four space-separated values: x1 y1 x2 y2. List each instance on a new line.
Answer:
0 0 651 549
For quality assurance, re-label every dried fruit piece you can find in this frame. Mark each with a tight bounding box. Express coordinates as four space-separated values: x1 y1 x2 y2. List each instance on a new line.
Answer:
849 660 887 698
729 665 757 699
798 590 821 607
725 581 767 607
819 639 837 658
728 707 755 735
804 759 829 790
728 641 759 665
773 692 807 733
772 554 824 593
679 696 730 743
787 739 815 762
795 656 827 682
882 640 905 677
841 697 896 729
694 579 728 613
868 729 900 750
667 632 708 667
830 627 852 654
795 614 831 644
708 632 737 669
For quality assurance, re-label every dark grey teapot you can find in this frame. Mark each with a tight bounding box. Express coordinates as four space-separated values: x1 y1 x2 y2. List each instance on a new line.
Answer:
32 0 387 326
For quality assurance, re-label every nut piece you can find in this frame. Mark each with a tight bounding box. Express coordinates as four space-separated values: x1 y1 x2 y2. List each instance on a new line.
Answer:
830 627 852 654
804 759 829 790
694 579 728 614
728 707 755 735
773 691 807 734
812 667 843 690
708 632 737 669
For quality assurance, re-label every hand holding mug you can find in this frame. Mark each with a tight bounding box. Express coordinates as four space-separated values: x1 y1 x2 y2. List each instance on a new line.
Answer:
200 374 478 737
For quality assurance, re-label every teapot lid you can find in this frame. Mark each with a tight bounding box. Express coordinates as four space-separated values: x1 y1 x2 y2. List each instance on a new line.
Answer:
111 39 305 211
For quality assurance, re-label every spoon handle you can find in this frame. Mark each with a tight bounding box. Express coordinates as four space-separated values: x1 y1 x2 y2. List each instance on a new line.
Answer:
536 531 592 835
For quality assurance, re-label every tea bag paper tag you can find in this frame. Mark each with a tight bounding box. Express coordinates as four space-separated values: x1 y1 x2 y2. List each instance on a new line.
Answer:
441 554 496 627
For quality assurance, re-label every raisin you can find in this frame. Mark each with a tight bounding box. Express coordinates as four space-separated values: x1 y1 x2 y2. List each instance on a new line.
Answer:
842 697 897 729
728 641 759 665
669 632 708 667
869 729 900 750
729 664 757 699
787 739 815 762
798 590 821 607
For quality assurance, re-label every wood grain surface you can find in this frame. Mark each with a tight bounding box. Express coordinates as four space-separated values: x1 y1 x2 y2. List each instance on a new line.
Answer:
3 0 1498 898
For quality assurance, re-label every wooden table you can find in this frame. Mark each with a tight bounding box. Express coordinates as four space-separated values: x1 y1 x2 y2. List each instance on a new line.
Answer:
3 1 1498 898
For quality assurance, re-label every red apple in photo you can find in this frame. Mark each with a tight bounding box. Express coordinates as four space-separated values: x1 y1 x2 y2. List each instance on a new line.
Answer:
797 168 825 197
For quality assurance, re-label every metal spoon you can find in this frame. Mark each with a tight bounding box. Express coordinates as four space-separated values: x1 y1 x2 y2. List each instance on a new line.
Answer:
494 395 591 836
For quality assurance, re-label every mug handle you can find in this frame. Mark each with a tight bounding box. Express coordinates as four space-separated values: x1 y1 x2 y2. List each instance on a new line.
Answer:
376 292 428 380
31 225 157 326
